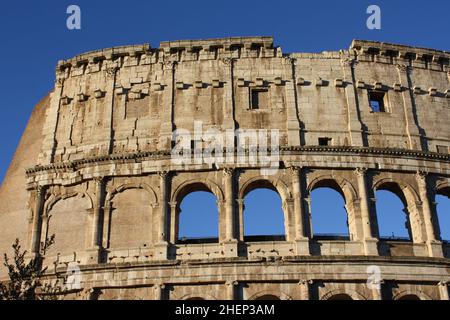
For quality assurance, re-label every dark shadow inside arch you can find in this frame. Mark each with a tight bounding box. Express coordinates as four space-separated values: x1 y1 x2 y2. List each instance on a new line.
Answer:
177 184 219 244
375 182 412 241
310 181 350 240
327 293 353 300
243 181 286 242
397 294 421 300
254 295 281 300
436 187 450 241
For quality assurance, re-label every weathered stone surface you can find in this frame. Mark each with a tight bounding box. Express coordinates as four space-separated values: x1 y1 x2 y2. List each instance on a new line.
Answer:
0 37 449 300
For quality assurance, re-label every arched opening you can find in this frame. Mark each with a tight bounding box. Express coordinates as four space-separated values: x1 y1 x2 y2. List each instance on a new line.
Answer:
45 194 90 257
310 180 349 240
375 182 412 241
435 187 450 241
327 293 353 300
243 181 285 242
177 184 219 244
254 295 281 301
397 294 421 301
109 187 154 249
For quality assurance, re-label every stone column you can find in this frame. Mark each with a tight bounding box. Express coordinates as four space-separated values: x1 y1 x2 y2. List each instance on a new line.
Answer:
341 58 365 147
355 168 378 255
416 172 443 257
30 186 46 254
91 177 104 248
104 64 119 154
158 171 169 243
155 171 169 260
396 64 423 151
221 58 236 132
438 281 449 300
371 281 384 300
226 280 238 300
153 283 166 300
290 167 309 255
298 280 311 300
159 61 176 150
236 199 245 242
222 169 238 257
223 168 236 241
169 201 178 244
284 57 301 146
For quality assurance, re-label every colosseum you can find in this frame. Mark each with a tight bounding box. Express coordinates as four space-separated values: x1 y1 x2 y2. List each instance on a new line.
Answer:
0 36 449 300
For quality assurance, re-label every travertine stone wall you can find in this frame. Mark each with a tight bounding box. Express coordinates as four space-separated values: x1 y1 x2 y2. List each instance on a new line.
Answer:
0 37 449 300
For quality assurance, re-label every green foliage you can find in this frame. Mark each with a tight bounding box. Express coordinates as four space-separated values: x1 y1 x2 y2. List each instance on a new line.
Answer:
0 235 64 300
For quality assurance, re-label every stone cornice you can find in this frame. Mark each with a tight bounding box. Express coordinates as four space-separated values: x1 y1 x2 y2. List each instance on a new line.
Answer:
25 146 450 176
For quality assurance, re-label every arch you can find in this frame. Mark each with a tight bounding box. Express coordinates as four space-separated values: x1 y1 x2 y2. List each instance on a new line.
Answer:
240 177 291 241
170 180 221 244
307 175 357 240
393 290 432 300
307 175 358 204
435 179 450 197
44 191 93 217
44 192 92 257
105 182 158 205
320 289 367 301
435 179 450 240
372 178 421 208
239 176 292 201
105 183 158 249
178 293 218 300
373 178 423 242
243 188 285 240
178 190 219 242
248 290 292 301
171 179 224 204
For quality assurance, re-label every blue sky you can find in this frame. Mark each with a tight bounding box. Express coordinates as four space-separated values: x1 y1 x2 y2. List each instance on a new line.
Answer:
0 0 448 240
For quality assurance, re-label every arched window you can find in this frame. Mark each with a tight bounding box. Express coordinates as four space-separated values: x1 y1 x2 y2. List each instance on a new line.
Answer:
310 182 349 240
375 183 412 241
435 187 450 241
243 183 285 242
178 190 218 243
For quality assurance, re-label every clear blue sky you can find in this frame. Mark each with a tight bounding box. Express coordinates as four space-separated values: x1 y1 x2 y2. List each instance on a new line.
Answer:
0 1 448 240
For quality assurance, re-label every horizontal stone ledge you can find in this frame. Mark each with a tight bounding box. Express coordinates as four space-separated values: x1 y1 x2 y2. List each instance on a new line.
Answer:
25 146 450 176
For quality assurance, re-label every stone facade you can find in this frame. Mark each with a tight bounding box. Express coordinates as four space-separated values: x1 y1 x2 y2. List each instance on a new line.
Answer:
0 37 449 300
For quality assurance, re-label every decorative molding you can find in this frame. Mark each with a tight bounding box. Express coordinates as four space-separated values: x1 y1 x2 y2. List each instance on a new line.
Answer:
25 146 450 177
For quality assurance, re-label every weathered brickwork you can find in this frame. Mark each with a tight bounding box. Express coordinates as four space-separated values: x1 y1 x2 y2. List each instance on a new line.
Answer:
0 37 449 300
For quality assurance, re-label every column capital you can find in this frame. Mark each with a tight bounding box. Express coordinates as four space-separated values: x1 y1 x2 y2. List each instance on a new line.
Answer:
35 185 46 197
396 64 412 73
438 281 448 286
288 166 303 172
93 176 104 184
415 170 429 180
223 167 234 177
355 167 368 176
283 56 296 64
158 171 169 179
225 280 238 287
153 283 166 290
298 279 313 285
168 201 177 209
221 57 236 66
163 61 177 70
341 58 358 69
